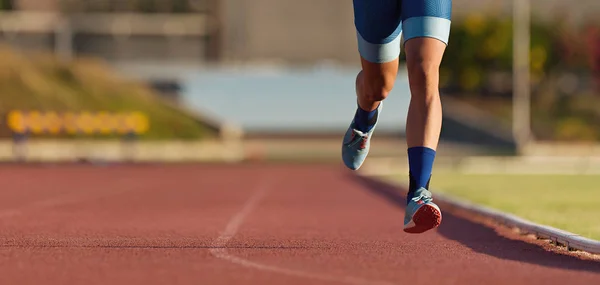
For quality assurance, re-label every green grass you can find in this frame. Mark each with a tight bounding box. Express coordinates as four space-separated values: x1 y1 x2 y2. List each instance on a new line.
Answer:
0 45 216 140
387 173 600 240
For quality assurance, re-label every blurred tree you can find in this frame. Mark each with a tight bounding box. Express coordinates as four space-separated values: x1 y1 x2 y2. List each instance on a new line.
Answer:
0 0 13 10
137 0 157 13
585 25 600 92
172 0 191 13
437 13 600 141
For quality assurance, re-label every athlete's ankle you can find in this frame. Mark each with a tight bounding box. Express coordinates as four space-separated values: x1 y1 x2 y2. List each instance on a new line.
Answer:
353 102 380 133
406 147 436 204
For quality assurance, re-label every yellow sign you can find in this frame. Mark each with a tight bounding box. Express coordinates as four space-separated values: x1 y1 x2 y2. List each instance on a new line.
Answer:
27 111 44 134
115 113 130 134
62 112 78 134
45 112 62 135
96 112 114 135
76 112 95 134
4 111 150 135
6 110 26 133
129 112 149 134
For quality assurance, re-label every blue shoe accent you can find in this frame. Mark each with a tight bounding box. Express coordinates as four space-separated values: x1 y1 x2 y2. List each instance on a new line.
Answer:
341 103 382 170
403 187 442 233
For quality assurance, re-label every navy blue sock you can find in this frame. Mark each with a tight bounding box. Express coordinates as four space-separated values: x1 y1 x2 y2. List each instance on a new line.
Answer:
353 103 379 133
407 146 436 203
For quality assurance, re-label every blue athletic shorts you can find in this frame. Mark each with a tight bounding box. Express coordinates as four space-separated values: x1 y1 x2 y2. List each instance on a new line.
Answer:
353 0 452 63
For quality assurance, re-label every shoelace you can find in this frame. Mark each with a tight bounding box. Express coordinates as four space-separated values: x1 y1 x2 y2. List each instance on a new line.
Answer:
410 191 433 204
348 131 369 150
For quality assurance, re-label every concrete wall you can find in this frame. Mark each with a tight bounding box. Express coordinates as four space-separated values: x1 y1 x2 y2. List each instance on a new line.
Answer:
220 0 358 65
2 139 244 162
15 0 59 11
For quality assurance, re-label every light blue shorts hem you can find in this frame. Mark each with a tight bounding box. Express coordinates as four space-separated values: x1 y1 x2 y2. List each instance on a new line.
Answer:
402 16 451 45
356 30 402 64
356 16 451 63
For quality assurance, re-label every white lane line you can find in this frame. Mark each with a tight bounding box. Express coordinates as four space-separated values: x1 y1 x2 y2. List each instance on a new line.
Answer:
209 178 398 285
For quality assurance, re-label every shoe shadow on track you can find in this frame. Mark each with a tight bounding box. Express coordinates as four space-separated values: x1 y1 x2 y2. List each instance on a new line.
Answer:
350 173 600 273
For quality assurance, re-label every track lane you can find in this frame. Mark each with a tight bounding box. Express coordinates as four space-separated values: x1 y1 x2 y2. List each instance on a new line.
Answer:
0 164 597 285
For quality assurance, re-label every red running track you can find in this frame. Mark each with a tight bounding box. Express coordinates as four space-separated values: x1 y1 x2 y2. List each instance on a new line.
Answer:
0 163 598 285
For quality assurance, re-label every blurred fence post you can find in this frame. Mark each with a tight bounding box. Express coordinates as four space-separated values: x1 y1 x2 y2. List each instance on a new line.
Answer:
219 122 244 162
121 131 138 163
11 132 28 162
512 0 532 154
54 17 73 63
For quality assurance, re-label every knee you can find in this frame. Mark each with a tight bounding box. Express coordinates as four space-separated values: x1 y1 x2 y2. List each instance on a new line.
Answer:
406 54 441 95
359 70 396 102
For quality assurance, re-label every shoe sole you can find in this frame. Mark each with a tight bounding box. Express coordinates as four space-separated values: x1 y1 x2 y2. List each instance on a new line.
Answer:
403 204 442 234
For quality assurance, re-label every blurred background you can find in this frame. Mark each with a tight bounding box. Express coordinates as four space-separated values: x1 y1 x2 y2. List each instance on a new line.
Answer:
3 0 600 248
1 0 600 170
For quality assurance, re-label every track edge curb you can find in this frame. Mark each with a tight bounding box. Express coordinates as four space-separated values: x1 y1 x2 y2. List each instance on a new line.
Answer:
354 171 600 255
